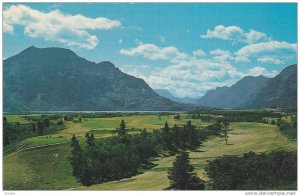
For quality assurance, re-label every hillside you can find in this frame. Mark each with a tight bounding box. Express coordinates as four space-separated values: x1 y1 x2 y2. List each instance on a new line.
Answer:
197 75 270 109
197 64 297 109
3 46 195 112
239 64 297 109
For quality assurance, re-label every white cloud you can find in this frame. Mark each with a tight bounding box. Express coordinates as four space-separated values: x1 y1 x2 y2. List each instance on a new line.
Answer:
210 49 233 62
257 56 285 65
120 43 188 62
246 66 279 78
120 41 290 97
235 56 251 63
210 49 230 56
236 41 297 57
246 30 268 45
120 56 244 97
3 4 121 49
201 25 267 44
193 49 206 57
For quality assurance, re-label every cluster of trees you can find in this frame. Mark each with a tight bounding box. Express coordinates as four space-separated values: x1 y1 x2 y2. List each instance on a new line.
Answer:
192 110 282 123
275 117 297 140
32 118 51 135
3 115 65 146
70 121 160 186
3 117 33 145
261 116 297 140
24 114 63 121
188 113 214 122
70 119 217 187
205 151 297 190
159 121 201 152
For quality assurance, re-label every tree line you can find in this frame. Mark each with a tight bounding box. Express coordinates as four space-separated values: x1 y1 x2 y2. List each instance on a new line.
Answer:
205 151 297 190
70 119 223 187
189 110 282 123
3 115 64 146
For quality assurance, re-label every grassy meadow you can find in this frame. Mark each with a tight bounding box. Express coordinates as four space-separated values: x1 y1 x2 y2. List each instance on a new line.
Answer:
3 112 297 190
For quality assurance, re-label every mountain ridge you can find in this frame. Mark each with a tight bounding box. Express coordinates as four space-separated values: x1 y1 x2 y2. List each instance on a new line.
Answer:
3 46 197 112
197 64 297 109
154 89 199 104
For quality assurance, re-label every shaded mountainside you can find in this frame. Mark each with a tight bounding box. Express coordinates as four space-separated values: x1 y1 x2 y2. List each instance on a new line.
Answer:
198 75 270 109
197 64 297 109
239 64 297 109
154 89 198 104
4 46 196 112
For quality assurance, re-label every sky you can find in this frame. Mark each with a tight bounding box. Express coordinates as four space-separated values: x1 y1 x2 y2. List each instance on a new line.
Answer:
3 3 297 98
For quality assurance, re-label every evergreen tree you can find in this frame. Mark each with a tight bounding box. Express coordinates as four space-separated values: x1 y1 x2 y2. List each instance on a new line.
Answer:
85 132 95 146
36 120 44 135
186 121 199 149
162 121 175 151
43 118 50 127
70 135 85 181
271 119 276 125
167 151 204 190
174 114 181 120
117 120 127 138
163 121 170 135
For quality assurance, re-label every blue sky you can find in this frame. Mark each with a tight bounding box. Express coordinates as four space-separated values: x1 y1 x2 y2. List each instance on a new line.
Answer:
3 3 297 97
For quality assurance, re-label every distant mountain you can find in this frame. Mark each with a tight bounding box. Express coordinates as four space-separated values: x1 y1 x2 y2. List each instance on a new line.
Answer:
154 89 198 104
197 75 270 109
239 64 297 109
3 46 197 112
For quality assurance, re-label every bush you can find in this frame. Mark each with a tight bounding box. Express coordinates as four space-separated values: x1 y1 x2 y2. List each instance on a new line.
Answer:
205 151 297 190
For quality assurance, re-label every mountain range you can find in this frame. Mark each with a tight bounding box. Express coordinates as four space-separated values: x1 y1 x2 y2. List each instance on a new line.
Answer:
197 64 297 109
3 46 297 112
3 46 196 112
154 89 198 104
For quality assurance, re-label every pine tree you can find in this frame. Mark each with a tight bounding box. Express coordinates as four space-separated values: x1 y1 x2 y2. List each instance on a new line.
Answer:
186 121 199 149
85 132 95 146
167 151 204 190
70 135 84 178
117 120 127 138
162 121 174 151
36 120 44 135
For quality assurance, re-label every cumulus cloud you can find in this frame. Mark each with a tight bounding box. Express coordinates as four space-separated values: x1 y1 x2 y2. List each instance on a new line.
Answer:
247 66 279 77
210 49 233 62
235 41 297 63
120 56 245 97
201 25 267 44
120 43 188 62
193 49 206 57
257 56 286 65
236 41 297 57
235 56 251 63
119 42 286 97
3 4 121 49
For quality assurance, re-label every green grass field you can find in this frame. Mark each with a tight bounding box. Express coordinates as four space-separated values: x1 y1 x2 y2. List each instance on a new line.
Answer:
5 115 30 124
82 115 208 130
3 143 80 190
3 114 297 190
